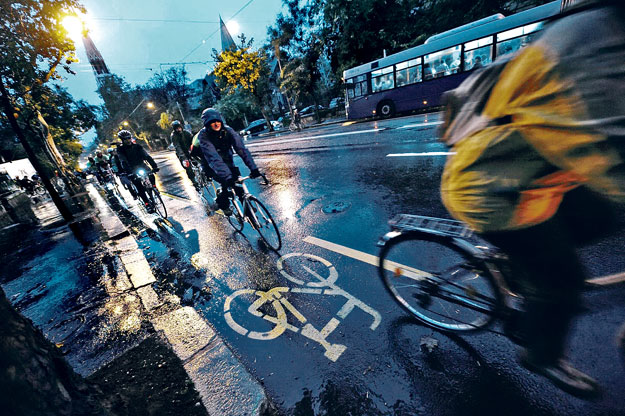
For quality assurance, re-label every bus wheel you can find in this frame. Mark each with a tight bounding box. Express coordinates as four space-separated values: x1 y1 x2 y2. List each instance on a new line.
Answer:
377 100 395 118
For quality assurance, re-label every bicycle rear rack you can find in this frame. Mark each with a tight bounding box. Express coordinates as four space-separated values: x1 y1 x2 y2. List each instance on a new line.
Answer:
389 214 475 238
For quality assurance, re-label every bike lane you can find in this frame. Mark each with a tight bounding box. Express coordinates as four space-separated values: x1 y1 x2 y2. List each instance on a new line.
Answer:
144 146 625 415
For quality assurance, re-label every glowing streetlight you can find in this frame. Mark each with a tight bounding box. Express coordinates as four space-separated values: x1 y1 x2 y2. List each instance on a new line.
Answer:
123 121 129 126
226 20 240 35
62 15 85 41
146 102 154 109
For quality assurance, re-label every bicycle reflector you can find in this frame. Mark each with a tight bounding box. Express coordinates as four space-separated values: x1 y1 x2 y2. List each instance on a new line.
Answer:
182 160 190 168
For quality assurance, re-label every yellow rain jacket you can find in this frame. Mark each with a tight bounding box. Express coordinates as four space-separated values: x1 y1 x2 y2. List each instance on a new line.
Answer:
440 3 625 233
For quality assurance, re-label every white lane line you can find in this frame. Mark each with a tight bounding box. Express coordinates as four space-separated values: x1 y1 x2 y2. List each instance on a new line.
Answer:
246 128 384 148
303 236 427 276
386 152 455 157
398 121 444 129
587 272 625 286
305 236 625 287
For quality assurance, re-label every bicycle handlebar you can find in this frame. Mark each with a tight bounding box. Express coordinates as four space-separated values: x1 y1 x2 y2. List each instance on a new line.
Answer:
236 174 270 185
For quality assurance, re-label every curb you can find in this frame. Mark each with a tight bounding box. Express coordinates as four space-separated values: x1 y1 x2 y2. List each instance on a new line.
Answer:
87 184 271 415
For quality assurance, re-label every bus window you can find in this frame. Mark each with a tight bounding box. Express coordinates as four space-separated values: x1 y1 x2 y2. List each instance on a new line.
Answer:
348 74 368 98
496 22 544 57
424 45 461 80
463 36 493 70
371 66 394 93
396 58 422 87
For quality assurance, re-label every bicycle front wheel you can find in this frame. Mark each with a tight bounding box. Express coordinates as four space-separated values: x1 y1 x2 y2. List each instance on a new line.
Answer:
246 196 282 251
379 232 500 332
227 196 245 231
150 188 168 218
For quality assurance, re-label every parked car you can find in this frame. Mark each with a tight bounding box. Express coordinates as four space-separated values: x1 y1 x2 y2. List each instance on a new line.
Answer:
300 105 324 116
239 119 270 136
271 120 283 130
329 97 345 110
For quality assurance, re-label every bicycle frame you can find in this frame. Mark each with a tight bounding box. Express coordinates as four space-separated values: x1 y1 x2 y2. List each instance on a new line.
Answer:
227 177 258 227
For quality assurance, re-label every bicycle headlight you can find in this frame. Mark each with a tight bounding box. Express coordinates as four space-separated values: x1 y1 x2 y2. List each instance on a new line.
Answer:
137 169 146 177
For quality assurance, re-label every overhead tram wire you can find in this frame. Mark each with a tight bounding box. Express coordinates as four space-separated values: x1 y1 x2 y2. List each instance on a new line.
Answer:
178 0 256 63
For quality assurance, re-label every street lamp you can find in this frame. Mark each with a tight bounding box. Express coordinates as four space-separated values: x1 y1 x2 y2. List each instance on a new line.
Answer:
146 102 154 109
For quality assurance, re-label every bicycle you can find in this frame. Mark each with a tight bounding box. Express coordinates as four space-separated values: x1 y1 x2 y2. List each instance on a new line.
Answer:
188 159 218 211
220 175 282 251
130 168 167 218
377 213 521 335
100 167 120 196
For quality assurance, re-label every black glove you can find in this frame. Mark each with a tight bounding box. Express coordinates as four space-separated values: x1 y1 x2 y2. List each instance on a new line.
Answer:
224 177 237 188
250 169 261 179
152 167 160 173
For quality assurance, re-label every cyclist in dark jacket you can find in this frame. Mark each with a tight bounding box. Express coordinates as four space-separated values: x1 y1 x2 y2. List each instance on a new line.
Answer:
170 120 197 186
116 130 159 208
198 108 261 214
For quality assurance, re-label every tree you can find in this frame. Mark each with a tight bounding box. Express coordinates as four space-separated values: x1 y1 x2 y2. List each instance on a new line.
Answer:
319 0 553 80
268 1 326 121
215 87 259 131
213 36 275 131
0 2 113 413
0 0 96 221
144 66 190 115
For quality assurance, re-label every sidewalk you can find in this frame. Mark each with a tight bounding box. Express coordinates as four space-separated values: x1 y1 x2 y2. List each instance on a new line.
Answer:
0 185 272 415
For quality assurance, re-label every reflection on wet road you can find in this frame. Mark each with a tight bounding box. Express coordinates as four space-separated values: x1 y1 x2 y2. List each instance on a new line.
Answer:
109 113 625 415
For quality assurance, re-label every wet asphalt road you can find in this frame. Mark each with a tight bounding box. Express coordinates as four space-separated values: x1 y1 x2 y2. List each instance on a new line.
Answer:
126 113 625 415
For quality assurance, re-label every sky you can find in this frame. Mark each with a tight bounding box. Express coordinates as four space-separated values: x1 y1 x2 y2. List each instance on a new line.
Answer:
58 0 285 107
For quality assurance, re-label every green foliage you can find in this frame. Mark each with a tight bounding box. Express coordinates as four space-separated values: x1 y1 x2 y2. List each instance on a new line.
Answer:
213 36 275 129
157 112 173 131
215 88 260 130
0 0 99 170
319 0 553 79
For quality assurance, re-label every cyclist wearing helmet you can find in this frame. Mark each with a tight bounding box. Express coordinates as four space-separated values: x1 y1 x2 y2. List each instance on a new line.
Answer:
170 120 197 186
116 130 159 210
108 146 136 199
198 108 261 215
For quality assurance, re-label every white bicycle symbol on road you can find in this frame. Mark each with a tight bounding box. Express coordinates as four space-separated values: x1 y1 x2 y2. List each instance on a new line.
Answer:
224 253 381 362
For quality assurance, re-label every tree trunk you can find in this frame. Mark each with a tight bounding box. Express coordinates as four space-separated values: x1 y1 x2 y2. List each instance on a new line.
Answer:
0 287 110 415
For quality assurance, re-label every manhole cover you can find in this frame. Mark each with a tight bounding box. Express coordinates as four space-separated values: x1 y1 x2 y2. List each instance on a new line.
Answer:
322 201 351 214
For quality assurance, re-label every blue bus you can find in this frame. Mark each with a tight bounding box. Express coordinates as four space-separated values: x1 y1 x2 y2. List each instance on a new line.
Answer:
343 1 562 120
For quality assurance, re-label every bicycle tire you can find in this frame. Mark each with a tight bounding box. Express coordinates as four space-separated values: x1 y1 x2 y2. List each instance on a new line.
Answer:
246 196 282 251
204 178 217 201
227 196 245 231
150 188 168 218
378 231 501 332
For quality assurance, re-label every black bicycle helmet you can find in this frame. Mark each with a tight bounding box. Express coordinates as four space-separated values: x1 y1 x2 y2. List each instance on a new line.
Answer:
172 120 182 128
117 130 132 140
201 108 223 127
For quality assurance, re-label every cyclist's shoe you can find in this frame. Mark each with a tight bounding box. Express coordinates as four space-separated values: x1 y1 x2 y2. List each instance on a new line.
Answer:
221 207 233 216
519 350 600 399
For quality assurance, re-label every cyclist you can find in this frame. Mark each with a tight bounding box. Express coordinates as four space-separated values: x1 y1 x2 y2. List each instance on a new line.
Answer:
94 150 114 184
116 130 160 212
439 0 625 398
197 108 261 215
170 120 197 187
108 147 136 199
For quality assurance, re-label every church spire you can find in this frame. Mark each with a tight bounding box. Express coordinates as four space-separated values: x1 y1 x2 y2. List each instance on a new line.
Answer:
219 15 237 52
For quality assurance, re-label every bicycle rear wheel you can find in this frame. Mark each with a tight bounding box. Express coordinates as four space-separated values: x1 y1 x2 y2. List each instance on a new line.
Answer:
227 196 245 231
246 196 282 251
150 188 168 218
379 232 501 332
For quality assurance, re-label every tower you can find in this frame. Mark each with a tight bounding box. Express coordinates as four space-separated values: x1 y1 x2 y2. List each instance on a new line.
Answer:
220 16 237 52
81 31 111 88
